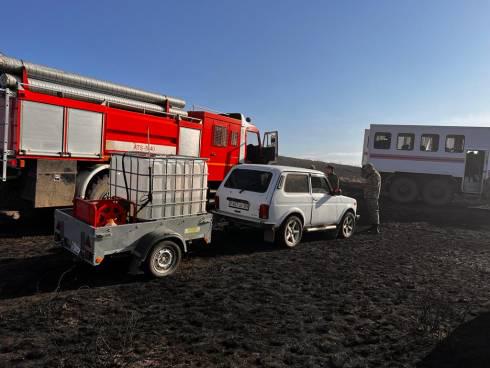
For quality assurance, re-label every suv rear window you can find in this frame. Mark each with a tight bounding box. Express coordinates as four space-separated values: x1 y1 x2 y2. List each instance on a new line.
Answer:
224 169 273 193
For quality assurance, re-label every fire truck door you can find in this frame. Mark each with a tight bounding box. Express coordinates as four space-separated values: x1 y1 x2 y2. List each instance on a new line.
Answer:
462 150 486 193
262 131 278 164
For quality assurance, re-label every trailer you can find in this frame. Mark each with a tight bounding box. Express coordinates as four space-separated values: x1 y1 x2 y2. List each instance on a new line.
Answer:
55 153 213 277
362 124 490 205
0 54 278 210
54 208 212 277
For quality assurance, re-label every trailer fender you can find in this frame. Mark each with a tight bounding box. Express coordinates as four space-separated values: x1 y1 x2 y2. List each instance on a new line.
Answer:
128 230 187 274
76 164 110 199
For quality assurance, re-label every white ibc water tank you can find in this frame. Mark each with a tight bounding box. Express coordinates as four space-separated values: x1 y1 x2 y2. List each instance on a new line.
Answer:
110 153 208 220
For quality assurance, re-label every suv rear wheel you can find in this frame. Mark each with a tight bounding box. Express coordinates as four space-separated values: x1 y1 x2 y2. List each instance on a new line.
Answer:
277 215 303 248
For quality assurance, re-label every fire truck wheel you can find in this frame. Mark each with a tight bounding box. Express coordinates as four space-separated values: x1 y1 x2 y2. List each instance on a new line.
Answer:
389 176 418 203
146 240 182 278
86 174 110 200
422 179 454 206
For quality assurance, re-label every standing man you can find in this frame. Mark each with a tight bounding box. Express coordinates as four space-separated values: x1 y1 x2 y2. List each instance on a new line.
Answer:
326 165 340 193
361 163 381 234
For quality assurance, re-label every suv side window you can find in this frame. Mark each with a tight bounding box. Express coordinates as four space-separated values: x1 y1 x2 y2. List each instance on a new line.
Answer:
311 176 330 194
284 174 309 193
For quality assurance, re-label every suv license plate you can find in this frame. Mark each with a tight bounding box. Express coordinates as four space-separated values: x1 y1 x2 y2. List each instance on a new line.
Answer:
229 200 249 210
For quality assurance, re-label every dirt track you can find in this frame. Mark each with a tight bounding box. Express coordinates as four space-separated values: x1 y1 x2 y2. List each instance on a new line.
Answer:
1 199 490 368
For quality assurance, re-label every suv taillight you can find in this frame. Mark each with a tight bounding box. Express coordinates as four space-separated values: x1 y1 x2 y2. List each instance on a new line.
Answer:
259 204 269 219
214 195 219 210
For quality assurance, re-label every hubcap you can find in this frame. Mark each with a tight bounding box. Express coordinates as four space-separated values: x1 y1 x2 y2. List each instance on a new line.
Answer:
285 219 301 246
343 216 354 237
154 247 174 272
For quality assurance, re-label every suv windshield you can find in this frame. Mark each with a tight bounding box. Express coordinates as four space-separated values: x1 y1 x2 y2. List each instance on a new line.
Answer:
224 169 273 193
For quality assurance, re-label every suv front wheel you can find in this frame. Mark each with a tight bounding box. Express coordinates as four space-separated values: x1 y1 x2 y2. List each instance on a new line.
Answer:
338 212 356 239
277 215 303 248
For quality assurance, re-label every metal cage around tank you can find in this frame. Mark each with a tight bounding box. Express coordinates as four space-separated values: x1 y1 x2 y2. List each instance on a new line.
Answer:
109 152 208 220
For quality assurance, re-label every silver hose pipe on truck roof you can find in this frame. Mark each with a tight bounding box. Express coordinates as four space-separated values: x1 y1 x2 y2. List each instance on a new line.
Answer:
0 55 185 108
0 74 187 117
0 73 20 89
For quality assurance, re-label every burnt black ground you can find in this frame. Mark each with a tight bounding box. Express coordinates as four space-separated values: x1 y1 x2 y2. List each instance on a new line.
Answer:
1 198 490 368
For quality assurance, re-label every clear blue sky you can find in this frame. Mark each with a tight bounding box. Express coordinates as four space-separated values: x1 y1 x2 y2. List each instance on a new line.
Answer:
3 0 490 165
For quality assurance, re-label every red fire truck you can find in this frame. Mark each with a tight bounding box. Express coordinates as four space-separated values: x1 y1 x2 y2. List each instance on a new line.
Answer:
0 55 278 209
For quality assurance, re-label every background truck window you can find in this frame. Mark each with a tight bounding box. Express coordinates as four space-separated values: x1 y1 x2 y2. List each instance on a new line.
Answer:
224 169 272 193
397 133 415 150
445 135 465 153
420 134 439 152
284 174 310 193
373 132 391 149
311 176 330 194
213 125 228 147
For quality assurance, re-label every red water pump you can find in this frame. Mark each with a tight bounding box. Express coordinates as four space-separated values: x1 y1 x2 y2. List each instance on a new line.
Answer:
73 197 133 227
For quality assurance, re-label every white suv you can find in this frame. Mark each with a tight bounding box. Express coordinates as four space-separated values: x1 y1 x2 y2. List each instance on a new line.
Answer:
214 164 358 247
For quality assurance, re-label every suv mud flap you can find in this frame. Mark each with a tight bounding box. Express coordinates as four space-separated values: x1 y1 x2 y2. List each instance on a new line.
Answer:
264 227 275 243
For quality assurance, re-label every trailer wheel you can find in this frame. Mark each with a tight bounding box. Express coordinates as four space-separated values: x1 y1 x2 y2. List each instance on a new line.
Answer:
389 177 418 203
86 174 110 200
277 215 303 248
338 211 356 239
146 240 182 278
422 179 454 206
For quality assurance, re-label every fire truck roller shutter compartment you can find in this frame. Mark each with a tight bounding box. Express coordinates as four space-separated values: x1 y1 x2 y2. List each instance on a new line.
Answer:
19 101 104 158
20 101 64 156
66 108 103 158
178 127 201 157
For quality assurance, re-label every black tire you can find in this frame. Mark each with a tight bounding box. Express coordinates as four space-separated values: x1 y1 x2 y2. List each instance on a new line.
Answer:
422 179 454 206
276 215 303 248
86 174 110 200
145 240 182 278
389 176 418 203
338 211 356 239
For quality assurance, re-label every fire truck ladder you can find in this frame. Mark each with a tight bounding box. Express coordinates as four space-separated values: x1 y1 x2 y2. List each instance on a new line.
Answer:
1 87 11 182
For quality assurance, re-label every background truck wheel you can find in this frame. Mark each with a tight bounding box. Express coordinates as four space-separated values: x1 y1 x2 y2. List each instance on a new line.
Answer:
277 215 303 248
338 211 356 239
86 174 110 200
146 240 182 278
389 177 418 203
422 179 454 206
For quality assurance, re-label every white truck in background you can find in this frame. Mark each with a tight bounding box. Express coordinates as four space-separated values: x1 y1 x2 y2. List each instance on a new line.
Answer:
362 124 490 205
